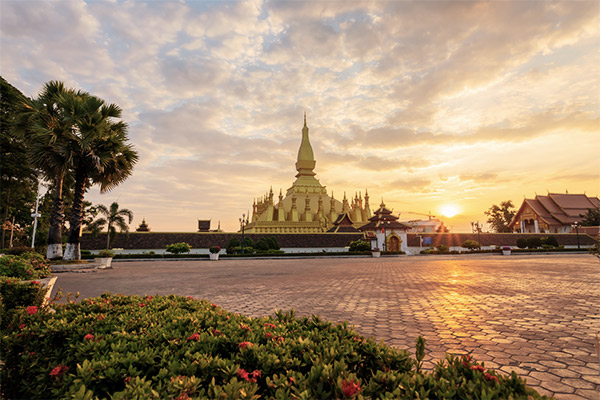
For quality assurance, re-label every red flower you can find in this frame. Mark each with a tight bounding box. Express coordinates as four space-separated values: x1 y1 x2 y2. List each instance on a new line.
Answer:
240 323 251 331
186 296 194 300
341 379 361 398
49 364 68 377
265 333 273 340
19 324 26 330
484 373 499 383
138 303 146 307
124 376 133 384
187 333 201 341
145 295 153 301
470 365 485 373
238 341 253 349
211 303 218 308
210 328 223 336
289 377 295 383
237 368 261 383
26 306 38 315
84 333 94 340
264 323 276 329
32 281 40 285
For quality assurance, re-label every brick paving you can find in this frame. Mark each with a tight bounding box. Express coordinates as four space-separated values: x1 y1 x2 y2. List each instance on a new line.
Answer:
53 254 600 399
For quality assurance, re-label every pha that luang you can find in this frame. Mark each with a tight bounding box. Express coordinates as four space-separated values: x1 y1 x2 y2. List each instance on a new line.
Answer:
243 115 372 234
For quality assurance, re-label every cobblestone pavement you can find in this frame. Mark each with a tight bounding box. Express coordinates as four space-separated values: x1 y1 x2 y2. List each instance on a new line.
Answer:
53 254 600 399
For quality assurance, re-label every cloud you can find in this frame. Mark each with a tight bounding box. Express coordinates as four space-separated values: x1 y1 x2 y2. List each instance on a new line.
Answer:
1 0 598 232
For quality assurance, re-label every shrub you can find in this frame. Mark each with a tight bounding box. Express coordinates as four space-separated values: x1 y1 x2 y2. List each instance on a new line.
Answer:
0 253 51 280
165 242 191 254
98 249 115 258
462 240 479 251
242 237 254 249
0 277 47 330
0 294 548 400
542 236 559 247
80 249 92 256
0 246 35 256
209 246 221 254
226 238 240 253
526 237 542 249
349 240 371 252
437 244 450 253
255 238 270 251
516 238 528 249
267 236 280 250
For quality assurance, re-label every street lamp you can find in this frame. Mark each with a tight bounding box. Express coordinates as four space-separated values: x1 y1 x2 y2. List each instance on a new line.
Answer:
471 221 482 250
30 183 42 248
239 214 249 254
571 222 581 249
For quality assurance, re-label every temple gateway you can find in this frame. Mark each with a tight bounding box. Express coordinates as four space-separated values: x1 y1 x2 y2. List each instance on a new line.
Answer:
244 115 372 234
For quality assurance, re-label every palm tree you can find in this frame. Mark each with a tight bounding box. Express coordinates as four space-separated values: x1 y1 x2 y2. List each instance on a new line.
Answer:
95 202 133 249
22 81 79 259
63 94 138 260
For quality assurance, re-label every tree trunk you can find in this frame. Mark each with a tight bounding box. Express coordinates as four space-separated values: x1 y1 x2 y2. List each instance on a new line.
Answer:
47 175 64 259
64 167 86 260
106 224 111 249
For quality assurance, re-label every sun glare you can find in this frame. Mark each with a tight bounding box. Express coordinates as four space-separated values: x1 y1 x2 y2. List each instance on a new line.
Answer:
440 204 460 218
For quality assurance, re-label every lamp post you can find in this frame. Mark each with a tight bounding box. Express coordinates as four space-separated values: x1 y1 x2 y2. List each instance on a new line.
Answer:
30 183 42 249
239 214 249 254
471 221 482 251
571 222 581 249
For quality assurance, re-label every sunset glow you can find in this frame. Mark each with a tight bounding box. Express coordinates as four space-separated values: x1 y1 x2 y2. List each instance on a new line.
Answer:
440 205 460 218
1 1 598 232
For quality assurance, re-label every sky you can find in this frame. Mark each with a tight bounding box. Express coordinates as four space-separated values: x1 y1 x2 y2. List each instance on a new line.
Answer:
1 0 599 233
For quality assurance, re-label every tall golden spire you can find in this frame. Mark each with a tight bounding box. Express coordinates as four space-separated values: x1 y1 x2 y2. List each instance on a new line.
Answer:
295 112 316 178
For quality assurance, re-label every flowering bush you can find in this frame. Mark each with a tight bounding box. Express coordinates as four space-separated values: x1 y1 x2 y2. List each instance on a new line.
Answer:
1 294 549 399
0 252 51 280
0 277 47 329
209 246 221 254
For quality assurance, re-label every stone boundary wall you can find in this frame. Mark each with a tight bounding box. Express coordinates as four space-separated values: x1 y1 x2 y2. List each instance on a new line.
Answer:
80 232 364 250
81 231 597 251
405 232 597 247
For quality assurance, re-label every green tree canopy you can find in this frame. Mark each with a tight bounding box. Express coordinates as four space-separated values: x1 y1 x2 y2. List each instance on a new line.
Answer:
95 202 134 249
579 208 600 226
484 200 516 233
0 77 37 248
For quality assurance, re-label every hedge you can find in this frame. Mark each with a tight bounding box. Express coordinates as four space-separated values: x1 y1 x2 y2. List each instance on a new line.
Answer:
1 294 549 399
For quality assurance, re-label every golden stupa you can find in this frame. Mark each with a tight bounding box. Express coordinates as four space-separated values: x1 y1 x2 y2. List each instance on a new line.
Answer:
244 114 371 233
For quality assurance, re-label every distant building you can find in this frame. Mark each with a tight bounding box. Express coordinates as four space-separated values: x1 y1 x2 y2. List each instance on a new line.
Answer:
136 218 151 232
198 219 211 232
403 218 447 233
358 201 411 252
508 193 600 233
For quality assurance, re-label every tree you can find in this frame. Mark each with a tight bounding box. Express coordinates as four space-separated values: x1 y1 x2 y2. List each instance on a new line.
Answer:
63 93 138 260
484 200 516 233
166 242 190 255
95 202 133 249
24 81 80 259
579 208 600 226
0 77 37 249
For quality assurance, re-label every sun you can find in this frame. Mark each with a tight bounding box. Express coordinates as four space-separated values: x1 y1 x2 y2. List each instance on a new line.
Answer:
440 204 460 218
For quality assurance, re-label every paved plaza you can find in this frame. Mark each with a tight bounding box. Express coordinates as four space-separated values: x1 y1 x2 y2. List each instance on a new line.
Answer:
52 254 599 399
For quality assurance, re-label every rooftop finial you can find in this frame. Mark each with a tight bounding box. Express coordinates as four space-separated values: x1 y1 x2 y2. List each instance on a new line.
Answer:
304 111 307 127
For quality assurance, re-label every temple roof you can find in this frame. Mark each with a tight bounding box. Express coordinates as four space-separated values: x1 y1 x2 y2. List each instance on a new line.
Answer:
359 201 411 231
509 193 600 228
